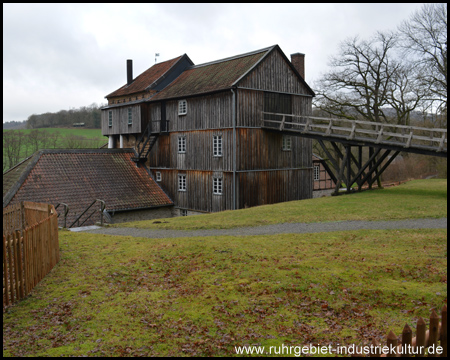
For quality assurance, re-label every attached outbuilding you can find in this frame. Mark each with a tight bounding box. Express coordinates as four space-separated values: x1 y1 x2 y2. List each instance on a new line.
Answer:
3 149 174 227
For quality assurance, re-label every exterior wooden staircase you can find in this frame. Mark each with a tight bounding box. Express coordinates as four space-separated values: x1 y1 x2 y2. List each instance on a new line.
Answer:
131 120 168 162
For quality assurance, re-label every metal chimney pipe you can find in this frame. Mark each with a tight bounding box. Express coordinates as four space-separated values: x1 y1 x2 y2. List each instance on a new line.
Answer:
127 59 133 85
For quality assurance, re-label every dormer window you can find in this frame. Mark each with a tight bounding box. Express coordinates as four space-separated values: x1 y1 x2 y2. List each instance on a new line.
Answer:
178 100 187 115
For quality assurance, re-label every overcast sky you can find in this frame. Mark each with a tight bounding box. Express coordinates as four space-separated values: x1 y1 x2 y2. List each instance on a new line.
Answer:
3 3 426 123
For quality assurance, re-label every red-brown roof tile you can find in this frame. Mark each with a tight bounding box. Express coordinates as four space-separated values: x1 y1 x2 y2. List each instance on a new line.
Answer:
151 49 269 100
3 149 173 226
106 55 184 98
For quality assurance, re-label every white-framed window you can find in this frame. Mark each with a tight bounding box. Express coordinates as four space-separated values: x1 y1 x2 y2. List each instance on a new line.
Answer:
178 100 187 115
213 135 223 157
178 136 186 153
128 108 133 125
314 165 320 181
156 171 162 182
180 209 188 216
108 110 113 127
213 177 223 195
282 135 291 151
178 174 186 191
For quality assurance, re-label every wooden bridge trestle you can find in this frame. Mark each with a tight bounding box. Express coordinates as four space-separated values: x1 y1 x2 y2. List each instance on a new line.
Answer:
262 112 447 194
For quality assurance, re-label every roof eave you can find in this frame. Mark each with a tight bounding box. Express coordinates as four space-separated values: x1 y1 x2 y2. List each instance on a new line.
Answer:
3 151 44 208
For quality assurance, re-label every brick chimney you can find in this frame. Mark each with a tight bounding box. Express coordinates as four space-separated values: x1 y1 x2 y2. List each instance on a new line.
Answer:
291 53 305 79
127 59 133 85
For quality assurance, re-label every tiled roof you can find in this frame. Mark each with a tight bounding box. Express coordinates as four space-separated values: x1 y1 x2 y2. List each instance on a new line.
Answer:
150 48 271 101
106 55 184 98
3 149 173 226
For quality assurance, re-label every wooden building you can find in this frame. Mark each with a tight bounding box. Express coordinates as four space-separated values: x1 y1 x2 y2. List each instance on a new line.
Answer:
101 45 315 214
312 154 337 197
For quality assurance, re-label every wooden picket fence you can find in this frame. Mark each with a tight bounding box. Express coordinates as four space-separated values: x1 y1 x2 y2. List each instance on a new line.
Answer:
363 305 447 357
3 202 59 310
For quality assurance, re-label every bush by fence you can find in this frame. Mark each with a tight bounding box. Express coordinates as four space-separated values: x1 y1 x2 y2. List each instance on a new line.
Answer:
3 202 59 310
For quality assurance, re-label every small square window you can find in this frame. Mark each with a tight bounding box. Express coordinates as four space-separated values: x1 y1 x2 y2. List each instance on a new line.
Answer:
156 171 161 182
282 135 291 151
178 174 186 191
213 135 223 157
128 108 133 125
314 165 320 181
178 100 187 115
108 111 113 127
180 209 188 216
213 177 223 195
178 136 186 153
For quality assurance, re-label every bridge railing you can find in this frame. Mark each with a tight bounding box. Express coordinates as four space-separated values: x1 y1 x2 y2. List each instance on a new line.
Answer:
262 112 447 153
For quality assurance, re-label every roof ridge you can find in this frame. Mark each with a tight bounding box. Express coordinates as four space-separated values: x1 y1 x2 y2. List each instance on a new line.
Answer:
189 45 276 69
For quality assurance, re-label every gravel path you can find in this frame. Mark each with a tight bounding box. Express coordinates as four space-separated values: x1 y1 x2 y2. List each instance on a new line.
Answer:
78 218 447 238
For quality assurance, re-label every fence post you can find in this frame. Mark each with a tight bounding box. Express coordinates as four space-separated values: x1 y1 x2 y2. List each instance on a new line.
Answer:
401 323 412 357
15 230 25 300
370 338 381 357
386 330 398 357
20 201 25 231
415 316 426 357
3 235 9 308
441 305 447 357
428 310 439 357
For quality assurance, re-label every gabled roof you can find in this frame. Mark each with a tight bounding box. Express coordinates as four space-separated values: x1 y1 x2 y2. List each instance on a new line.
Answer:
3 149 173 225
150 47 272 101
106 55 192 98
150 45 315 101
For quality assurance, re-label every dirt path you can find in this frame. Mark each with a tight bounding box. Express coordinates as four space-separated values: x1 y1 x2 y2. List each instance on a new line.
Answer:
77 218 447 238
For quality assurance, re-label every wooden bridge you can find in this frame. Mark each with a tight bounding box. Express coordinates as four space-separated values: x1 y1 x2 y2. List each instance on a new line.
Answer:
262 112 447 194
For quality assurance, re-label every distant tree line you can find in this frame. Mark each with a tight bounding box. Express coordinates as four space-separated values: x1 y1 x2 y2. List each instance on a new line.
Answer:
3 120 27 130
26 103 106 129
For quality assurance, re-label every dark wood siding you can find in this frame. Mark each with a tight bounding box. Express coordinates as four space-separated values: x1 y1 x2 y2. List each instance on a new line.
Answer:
236 169 312 209
165 92 233 132
102 105 142 135
238 49 312 94
236 89 312 128
236 128 311 170
153 169 233 213
148 129 233 171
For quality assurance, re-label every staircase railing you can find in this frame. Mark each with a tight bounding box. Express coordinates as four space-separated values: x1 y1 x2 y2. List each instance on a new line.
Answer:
69 199 105 228
134 120 169 160
55 203 69 228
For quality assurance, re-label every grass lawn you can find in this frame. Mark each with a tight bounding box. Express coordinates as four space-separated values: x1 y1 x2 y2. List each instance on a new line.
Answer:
115 179 448 230
2 179 447 357
3 229 447 357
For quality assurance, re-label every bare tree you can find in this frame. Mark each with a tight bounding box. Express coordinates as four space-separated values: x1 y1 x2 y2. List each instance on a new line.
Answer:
398 3 447 114
314 31 423 125
313 31 428 188
3 130 28 170
27 129 43 153
47 131 61 148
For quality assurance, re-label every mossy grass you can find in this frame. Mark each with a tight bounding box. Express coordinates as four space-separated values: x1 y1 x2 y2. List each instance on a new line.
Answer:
3 228 447 357
114 179 447 230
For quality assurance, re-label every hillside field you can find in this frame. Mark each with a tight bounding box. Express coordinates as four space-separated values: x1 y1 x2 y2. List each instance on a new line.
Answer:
3 128 106 171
